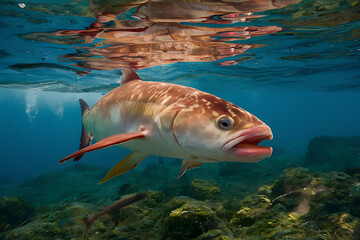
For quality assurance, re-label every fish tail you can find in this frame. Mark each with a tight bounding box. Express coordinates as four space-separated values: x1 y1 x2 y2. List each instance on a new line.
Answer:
74 98 92 162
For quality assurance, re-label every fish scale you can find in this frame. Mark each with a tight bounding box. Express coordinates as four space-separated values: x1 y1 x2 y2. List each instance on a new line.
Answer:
60 68 273 182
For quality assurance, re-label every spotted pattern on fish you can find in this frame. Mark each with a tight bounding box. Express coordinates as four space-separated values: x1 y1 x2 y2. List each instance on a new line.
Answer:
93 80 261 130
60 71 272 182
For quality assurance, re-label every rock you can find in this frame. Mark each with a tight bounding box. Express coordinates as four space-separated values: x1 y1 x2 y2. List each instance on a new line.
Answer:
332 213 359 238
0 196 34 232
304 136 360 172
164 196 194 212
229 168 360 239
142 190 165 208
167 200 218 239
345 167 360 176
4 158 360 240
196 229 235 240
3 220 63 240
269 168 360 218
230 194 271 227
189 179 222 200
270 168 313 198
46 202 89 227
304 171 360 220
195 229 223 240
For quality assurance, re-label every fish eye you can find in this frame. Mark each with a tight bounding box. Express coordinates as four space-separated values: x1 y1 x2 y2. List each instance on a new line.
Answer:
217 116 234 130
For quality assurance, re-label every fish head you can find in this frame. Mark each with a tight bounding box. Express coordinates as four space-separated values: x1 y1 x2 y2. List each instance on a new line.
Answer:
172 94 273 163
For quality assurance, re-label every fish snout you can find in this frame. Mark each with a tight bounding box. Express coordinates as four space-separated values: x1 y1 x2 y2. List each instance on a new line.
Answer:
222 125 273 161
222 125 272 152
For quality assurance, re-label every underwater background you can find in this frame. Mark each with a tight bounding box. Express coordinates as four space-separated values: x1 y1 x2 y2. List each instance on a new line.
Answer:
1 0 360 239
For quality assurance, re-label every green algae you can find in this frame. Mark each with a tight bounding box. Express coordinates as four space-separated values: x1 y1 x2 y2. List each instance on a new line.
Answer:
230 194 271 227
3 220 64 240
190 179 223 201
164 196 194 212
0 196 34 232
168 200 218 239
196 229 236 240
2 166 360 240
225 165 360 240
1 143 360 240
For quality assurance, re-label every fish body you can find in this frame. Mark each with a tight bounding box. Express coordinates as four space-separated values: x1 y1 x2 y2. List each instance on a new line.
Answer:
60 69 273 181
84 80 192 160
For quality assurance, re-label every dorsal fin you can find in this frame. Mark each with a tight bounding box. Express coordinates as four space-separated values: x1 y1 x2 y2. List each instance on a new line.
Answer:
119 68 141 85
74 98 92 162
79 98 90 114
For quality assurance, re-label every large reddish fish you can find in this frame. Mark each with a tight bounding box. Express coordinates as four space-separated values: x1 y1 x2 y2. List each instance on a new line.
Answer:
60 69 273 182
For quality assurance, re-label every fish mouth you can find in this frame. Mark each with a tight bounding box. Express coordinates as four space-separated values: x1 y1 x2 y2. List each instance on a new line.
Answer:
222 126 273 159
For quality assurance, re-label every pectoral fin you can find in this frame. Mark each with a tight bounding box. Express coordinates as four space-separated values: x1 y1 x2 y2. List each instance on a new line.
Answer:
178 159 202 178
99 151 148 183
59 130 148 164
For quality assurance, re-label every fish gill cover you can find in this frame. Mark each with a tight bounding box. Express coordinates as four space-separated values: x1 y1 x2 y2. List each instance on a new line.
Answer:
0 0 360 240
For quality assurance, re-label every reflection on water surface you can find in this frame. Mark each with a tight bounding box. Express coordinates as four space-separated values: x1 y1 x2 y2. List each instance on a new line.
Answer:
0 0 359 91
23 0 297 71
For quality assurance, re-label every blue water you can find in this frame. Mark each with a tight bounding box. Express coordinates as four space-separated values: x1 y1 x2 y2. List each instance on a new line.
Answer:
0 1 360 239
1 0 359 181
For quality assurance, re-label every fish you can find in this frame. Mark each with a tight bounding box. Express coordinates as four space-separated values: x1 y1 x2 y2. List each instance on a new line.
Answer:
59 68 273 182
83 192 147 234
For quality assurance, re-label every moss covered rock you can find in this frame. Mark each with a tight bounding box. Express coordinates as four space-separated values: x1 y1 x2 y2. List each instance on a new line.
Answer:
46 202 89 227
196 229 235 240
228 168 360 239
230 194 272 227
0 196 34 232
3 220 63 240
324 213 360 239
271 168 313 197
142 190 165 208
304 136 360 172
303 171 360 222
190 179 222 200
4 161 360 240
167 200 218 239
164 196 194 212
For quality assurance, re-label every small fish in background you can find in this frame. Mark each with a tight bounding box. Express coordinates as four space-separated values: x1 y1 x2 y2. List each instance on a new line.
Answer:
83 192 147 235
59 68 273 182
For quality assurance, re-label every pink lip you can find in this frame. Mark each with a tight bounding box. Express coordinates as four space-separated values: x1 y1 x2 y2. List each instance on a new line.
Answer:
222 126 273 158
232 144 273 158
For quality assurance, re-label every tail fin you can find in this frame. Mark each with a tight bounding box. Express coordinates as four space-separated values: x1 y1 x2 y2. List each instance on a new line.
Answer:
74 99 92 162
